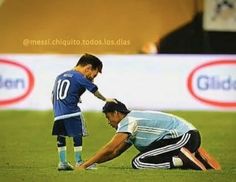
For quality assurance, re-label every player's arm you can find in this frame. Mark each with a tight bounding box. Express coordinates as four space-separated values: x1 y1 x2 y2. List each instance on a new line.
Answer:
76 132 131 170
93 90 117 103
82 77 116 103
93 90 106 101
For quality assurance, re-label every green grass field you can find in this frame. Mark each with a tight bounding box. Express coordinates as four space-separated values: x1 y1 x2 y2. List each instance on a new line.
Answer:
0 110 235 182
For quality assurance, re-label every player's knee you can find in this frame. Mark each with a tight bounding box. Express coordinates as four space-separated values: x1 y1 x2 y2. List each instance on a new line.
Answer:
73 135 82 146
57 135 66 147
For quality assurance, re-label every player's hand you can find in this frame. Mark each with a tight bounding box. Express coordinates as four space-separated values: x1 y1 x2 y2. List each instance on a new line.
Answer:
75 164 86 171
105 98 118 103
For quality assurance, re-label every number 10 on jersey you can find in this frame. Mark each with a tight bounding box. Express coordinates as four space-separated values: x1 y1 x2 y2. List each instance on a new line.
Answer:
56 79 70 100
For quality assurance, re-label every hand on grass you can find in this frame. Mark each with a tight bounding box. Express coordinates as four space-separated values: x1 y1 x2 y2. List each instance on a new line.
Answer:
75 164 86 171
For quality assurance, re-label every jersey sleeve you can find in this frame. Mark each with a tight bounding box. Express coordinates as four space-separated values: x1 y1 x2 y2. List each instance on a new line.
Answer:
78 76 98 93
116 116 138 135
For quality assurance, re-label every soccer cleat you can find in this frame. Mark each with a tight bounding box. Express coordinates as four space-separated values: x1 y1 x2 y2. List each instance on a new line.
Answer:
58 162 74 171
195 147 221 170
75 161 97 170
86 163 97 170
178 147 207 171
75 161 83 168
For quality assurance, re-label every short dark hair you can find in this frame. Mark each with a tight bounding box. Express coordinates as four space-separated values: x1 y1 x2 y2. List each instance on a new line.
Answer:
103 100 130 114
76 53 103 73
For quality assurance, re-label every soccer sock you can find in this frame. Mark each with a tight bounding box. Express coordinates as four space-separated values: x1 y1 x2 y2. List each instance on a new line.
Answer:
172 156 183 167
74 146 83 162
58 146 67 163
73 135 83 162
57 136 67 163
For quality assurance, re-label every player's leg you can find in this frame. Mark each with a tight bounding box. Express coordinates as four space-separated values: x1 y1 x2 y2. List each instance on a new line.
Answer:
73 114 87 165
178 147 206 170
177 130 206 170
63 116 85 166
71 117 97 169
132 131 206 170
132 133 187 169
57 135 74 171
73 135 83 164
57 135 67 163
195 147 221 170
52 119 73 171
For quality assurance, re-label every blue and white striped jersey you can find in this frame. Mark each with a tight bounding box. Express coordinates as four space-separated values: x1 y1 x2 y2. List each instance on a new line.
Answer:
116 110 196 152
52 70 98 121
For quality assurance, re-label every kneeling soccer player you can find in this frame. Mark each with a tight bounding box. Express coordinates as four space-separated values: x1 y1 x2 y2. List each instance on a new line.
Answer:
76 100 221 171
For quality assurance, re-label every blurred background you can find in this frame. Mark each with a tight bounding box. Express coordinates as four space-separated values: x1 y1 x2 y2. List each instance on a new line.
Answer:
0 0 235 54
0 0 235 111
0 1 236 181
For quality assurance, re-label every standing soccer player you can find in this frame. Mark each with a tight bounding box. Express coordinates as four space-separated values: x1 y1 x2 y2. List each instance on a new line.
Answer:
51 53 115 171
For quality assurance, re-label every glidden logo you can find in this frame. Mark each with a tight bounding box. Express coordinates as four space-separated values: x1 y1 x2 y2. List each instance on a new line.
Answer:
0 59 34 106
187 60 236 107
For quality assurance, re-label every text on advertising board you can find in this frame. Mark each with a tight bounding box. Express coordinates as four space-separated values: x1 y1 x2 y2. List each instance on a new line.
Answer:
0 59 34 106
187 60 236 107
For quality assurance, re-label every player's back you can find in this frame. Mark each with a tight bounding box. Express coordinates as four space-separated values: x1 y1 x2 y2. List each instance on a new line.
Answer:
124 110 196 151
52 70 97 120
130 110 196 135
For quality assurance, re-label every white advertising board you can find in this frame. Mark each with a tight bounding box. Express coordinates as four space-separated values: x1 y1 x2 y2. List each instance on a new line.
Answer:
0 54 236 111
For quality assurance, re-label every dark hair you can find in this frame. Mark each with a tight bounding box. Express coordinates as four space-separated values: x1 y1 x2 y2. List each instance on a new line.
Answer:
103 99 130 114
76 53 103 73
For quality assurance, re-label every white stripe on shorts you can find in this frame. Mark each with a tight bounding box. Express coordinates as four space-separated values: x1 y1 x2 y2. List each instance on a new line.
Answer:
54 112 81 121
133 133 190 169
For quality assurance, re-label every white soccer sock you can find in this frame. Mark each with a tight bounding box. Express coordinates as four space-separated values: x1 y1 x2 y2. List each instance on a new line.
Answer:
74 146 82 162
172 156 183 167
58 146 67 163
74 146 82 152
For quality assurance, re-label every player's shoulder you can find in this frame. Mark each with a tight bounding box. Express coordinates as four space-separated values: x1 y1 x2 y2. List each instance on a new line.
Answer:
121 111 140 124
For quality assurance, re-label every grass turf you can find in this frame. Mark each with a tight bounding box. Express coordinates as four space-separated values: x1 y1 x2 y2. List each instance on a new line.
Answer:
0 110 235 182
